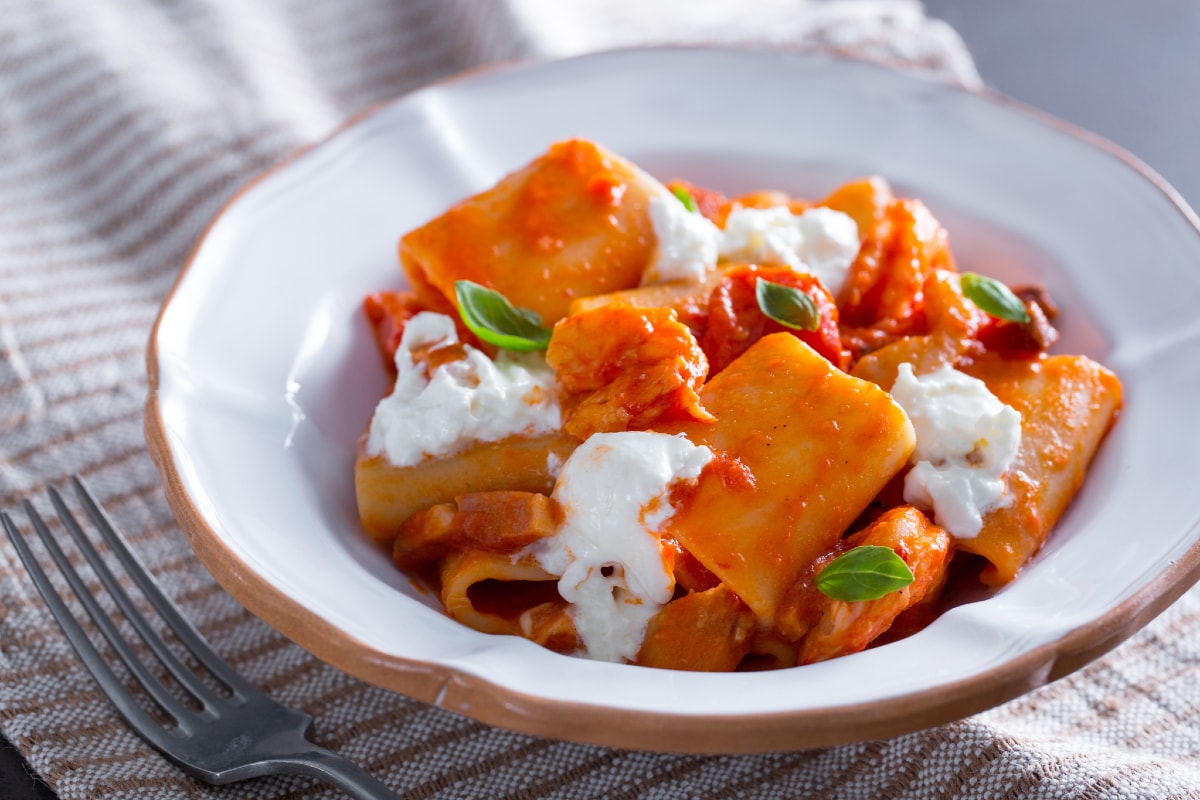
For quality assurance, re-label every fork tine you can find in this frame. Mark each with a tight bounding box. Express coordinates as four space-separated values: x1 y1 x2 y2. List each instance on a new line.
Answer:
69 476 262 699
7 486 401 799
15 498 202 726
1 507 189 742
47 486 225 713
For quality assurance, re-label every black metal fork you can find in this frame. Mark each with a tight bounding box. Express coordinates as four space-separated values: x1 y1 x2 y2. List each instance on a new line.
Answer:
1 477 399 799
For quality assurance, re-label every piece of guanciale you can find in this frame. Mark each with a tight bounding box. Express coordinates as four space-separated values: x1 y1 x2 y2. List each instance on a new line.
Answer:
392 491 564 571
354 432 578 546
957 353 1123 586
519 600 581 655
636 584 757 671
659 333 915 626
399 138 665 326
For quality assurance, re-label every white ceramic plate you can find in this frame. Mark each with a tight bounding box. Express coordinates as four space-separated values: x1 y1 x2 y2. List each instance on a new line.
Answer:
146 48 1200 753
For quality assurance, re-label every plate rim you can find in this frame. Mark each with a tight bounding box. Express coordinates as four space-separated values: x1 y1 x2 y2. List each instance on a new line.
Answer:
144 45 1200 753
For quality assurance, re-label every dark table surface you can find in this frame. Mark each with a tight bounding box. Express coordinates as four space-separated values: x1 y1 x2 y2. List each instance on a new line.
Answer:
4 3 1197 797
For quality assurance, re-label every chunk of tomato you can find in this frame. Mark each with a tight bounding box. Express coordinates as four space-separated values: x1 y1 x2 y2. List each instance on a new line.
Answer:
702 265 848 375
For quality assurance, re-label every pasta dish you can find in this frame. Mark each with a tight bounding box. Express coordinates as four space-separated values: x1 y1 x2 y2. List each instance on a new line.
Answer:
352 139 1122 671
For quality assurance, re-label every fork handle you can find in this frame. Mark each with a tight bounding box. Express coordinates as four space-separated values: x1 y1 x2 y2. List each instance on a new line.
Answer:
273 746 399 799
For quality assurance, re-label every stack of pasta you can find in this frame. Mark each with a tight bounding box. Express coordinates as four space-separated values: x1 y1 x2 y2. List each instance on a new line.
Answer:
353 139 1122 672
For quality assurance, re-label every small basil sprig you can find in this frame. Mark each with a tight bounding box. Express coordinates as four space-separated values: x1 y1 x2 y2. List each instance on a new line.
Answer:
670 185 698 213
756 278 820 331
454 280 552 351
815 545 914 602
961 273 1031 324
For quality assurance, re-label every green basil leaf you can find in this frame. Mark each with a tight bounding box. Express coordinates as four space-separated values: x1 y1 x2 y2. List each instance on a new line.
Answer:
961 272 1031 324
454 280 552 351
815 545 915 602
756 278 820 331
670 185 698 213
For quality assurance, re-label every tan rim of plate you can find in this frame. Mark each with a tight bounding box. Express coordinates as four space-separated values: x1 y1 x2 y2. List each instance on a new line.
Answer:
143 47 1200 754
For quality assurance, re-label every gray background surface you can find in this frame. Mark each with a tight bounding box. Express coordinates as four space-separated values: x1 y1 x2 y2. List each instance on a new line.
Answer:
925 0 1200 207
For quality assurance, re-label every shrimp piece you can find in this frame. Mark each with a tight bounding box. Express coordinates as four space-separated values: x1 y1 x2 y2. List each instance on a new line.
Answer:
820 177 894 315
845 269 987 379
546 305 713 439
793 505 953 664
838 198 954 333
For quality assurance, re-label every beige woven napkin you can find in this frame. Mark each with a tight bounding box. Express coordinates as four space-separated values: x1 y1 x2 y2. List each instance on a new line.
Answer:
2 1 1199 798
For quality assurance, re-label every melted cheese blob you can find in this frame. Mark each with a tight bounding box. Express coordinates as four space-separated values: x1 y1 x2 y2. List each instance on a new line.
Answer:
643 194 722 284
366 312 561 468
643 194 860 295
890 363 1022 539
719 205 860 295
531 431 713 662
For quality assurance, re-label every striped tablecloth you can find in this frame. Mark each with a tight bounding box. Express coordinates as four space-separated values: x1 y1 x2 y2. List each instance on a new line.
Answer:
2 1 1200 798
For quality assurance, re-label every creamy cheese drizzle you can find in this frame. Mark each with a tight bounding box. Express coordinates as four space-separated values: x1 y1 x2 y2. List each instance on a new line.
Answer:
644 193 861 296
366 312 561 468
719 205 860 296
529 431 713 663
642 194 722 284
890 363 1022 539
